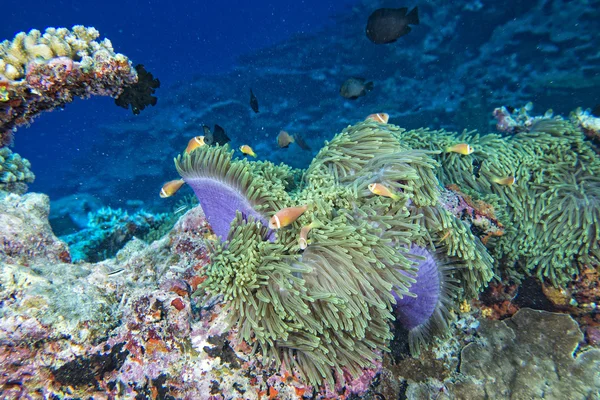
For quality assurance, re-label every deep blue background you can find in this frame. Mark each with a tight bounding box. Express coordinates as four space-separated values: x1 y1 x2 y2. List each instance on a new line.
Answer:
2 0 357 196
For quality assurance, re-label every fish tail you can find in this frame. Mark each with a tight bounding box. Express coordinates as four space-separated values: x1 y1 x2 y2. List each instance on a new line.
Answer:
365 81 374 92
406 7 419 25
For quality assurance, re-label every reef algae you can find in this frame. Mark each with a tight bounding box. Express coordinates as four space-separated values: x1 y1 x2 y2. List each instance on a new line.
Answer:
175 120 494 387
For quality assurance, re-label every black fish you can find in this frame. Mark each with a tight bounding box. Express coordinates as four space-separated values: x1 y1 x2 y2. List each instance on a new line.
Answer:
366 6 419 44
250 88 259 113
203 124 230 146
114 64 160 115
293 133 312 151
472 158 483 178
340 77 373 100
212 124 230 145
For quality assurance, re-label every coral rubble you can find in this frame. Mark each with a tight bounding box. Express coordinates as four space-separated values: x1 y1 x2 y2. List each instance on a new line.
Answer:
0 26 137 145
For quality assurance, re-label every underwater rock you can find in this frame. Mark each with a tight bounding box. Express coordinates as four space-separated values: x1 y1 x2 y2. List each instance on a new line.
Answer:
0 192 70 265
456 308 600 399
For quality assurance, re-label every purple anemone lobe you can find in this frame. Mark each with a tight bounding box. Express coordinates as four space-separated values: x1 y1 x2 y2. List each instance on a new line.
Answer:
392 244 458 355
184 177 270 240
393 245 441 330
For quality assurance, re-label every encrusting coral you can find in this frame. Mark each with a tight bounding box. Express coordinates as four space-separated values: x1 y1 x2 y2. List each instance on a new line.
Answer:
175 120 494 387
0 147 34 194
0 26 138 145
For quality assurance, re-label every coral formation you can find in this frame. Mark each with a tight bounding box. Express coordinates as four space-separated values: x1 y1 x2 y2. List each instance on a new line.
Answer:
0 147 34 194
61 206 169 262
0 26 137 145
175 121 493 387
458 308 600 399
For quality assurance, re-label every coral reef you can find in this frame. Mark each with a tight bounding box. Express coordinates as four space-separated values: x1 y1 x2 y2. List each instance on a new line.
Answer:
571 107 600 147
61 206 169 262
0 191 376 399
175 120 493 387
0 26 137 145
376 308 600 399
0 147 34 194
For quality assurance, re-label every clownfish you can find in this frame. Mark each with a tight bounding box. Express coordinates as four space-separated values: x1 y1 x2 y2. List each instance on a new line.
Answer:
160 179 185 198
368 183 400 201
185 136 205 154
446 143 474 155
240 145 257 157
493 176 516 186
365 113 389 124
269 205 308 229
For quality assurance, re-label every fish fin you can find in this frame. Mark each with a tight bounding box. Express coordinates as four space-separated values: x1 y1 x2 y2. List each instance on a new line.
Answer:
406 7 419 25
365 81 374 92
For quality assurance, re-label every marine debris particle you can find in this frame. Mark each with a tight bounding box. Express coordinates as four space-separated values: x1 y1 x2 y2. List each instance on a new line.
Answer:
366 6 419 44
249 88 259 113
340 77 373 99
114 64 160 115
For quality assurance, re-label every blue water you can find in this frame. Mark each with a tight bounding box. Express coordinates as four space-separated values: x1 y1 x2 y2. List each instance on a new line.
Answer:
4 0 355 203
3 0 599 211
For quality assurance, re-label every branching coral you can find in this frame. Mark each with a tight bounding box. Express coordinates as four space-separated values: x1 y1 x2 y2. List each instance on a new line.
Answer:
0 26 137 145
176 121 493 387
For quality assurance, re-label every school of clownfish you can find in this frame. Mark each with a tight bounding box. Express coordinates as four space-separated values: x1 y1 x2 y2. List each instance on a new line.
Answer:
159 112 516 249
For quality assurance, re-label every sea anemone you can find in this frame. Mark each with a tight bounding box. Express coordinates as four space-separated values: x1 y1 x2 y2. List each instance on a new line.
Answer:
177 121 494 387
